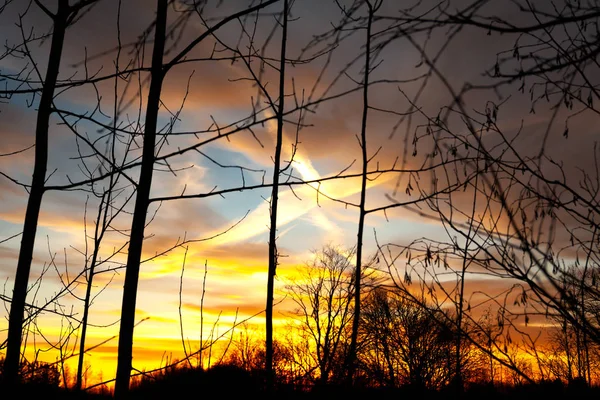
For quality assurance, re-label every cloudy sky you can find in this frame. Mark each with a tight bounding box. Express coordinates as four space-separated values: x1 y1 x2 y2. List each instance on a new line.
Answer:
1 0 597 385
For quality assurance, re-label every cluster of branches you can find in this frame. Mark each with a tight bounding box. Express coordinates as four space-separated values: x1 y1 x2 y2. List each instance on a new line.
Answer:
218 243 600 392
0 0 599 397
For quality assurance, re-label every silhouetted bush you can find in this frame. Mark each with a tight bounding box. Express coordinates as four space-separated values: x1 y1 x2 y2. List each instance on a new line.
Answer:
129 363 265 399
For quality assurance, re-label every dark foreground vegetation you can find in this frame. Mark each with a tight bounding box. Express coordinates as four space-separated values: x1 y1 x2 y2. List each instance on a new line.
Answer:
2 363 599 400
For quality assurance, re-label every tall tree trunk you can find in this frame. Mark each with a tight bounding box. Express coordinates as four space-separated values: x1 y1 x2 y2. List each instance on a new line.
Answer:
265 0 288 391
347 0 373 384
3 0 69 385
114 0 167 396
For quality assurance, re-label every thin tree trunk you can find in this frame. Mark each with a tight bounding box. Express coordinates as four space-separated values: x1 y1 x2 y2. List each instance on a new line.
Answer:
78 1 123 387
454 264 467 391
454 120 483 395
266 0 288 391
347 0 373 384
3 0 69 385
490 349 494 384
114 0 167 396
564 319 573 382
581 226 596 385
76 192 109 390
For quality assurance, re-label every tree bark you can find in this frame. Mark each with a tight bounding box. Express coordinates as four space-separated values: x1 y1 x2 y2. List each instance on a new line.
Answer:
113 0 167 396
3 0 70 385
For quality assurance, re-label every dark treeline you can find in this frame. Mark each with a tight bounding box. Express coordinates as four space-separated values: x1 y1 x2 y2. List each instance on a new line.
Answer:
1 0 600 398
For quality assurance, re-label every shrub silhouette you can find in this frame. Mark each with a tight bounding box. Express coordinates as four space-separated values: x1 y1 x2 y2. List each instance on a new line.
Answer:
129 363 263 399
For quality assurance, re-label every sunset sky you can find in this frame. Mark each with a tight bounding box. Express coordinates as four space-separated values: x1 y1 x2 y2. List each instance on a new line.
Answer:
0 0 596 387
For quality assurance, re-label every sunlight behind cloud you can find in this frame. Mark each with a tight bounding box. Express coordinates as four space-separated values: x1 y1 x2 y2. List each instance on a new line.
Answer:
198 112 395 249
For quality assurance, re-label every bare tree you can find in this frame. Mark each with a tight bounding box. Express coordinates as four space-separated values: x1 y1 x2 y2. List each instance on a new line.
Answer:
74 174 132 389
285 245 360 386
2 0 100 385
346 0 380 383
353 0 600 392
265 0 289 390
360 287 457 390
112 0 168 394
114 1 284 395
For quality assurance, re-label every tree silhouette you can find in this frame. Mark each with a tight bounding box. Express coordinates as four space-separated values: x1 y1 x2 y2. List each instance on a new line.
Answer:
113 0 167 396
347 0 380 383
360 288 456 390
2 0 100 386
266 0 289 390
285 245 376 386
